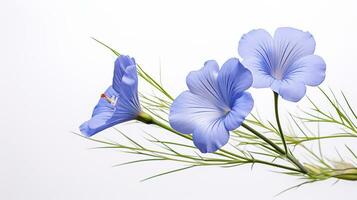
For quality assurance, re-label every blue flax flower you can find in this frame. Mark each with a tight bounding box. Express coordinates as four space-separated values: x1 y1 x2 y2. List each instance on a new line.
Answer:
80 55 141 137
169 58 254 153
238 27 326 102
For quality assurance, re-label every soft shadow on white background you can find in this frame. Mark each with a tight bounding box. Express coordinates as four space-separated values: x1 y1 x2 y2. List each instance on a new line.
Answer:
0 0 356 199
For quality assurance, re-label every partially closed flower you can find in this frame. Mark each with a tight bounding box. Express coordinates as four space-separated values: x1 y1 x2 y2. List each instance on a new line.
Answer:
238 27 326 102
80 55 141 137
169 58 254 153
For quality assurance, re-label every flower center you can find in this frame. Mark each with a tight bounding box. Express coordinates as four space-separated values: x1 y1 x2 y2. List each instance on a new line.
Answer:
272 69 284 80
101 93 117 106
223 107 231 116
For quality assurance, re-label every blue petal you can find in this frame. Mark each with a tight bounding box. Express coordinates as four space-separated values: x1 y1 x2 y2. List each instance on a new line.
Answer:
80 111 116 137
273 27 316 56
80 87 122 137
239 29 273 59
284 55 326 86
238 29 275 88
272 27 316 79
192 119 229 153
278 79 306 102
113 55 136 93
224 92 254 131
115 65 141 118
186 60 222 103
217 58 253 106
80 55 141 137
270 79 283 93
242 58 275 88
169 91 224 134
170 58 255 153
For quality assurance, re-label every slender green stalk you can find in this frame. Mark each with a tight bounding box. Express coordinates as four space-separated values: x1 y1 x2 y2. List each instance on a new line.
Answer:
271 93 307 173
253 160 302 173
241 123 308 174
241 123 284 155
274 92 288 154
145 115 302 173
288 134 357 144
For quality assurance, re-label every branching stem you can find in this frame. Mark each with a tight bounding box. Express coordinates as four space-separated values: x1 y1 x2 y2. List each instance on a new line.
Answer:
241 123 308 174
149 116 306 174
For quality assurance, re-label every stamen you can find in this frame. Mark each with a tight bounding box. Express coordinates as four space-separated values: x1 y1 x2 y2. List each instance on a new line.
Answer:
101 93 116 105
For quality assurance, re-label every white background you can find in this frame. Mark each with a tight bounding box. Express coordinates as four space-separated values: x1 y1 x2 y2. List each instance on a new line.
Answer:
1 0 356 199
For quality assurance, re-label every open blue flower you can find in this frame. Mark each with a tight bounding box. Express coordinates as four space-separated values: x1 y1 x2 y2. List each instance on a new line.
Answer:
80 55 141 137
238 27 326 102
169 58 254 153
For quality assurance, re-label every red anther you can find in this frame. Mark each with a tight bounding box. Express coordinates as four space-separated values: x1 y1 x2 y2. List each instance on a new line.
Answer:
101 93 115 104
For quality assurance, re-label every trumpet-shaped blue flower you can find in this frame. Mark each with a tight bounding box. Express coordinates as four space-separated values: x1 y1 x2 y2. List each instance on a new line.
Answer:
238 27 326 102
80 55 141 137
169 58 254 153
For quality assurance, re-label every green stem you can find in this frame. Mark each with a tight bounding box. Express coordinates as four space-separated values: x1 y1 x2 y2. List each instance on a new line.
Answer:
241 123 308 174
151 117 191 140
150 117 302 173
241 123 284 154
253 160 302 173
137 112 307 174
272 92 307 173
274 92 288 154
289 134 357 144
